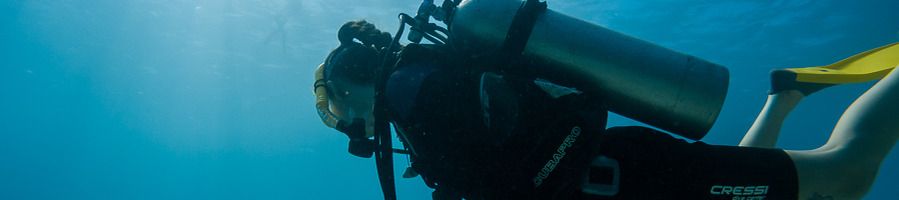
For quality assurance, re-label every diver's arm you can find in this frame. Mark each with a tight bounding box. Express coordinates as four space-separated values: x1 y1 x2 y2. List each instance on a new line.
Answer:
739 90 804 147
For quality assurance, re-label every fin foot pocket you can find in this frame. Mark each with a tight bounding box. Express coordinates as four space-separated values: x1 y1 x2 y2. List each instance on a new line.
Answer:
770 69 834 96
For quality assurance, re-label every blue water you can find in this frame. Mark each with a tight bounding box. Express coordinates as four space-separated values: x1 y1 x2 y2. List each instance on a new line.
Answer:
1 0 897 199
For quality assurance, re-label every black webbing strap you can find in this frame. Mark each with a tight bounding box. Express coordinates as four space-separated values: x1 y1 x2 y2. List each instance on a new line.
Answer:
373 123 396 200
499 0 547 64
372 14 412 200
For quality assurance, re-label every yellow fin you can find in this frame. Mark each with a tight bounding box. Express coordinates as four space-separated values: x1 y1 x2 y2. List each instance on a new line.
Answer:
786 42 899 84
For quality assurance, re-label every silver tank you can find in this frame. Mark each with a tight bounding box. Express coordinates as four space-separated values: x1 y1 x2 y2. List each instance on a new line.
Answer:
450 0 729 139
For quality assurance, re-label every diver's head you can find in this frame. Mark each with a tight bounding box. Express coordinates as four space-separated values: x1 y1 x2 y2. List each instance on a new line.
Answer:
315 20 397 143
323 42 379 133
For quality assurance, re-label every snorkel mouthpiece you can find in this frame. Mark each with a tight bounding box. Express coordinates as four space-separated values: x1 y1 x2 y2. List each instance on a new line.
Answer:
338 118 375 158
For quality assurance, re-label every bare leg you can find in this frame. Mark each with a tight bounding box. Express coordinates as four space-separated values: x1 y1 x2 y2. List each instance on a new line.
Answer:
788 69 899 199
740 90 805 147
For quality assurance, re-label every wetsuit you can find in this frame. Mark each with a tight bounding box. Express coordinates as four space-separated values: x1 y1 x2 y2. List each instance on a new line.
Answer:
385 44 798 200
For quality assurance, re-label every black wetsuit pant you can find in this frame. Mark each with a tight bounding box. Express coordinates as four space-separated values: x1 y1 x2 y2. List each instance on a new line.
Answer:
572 126 799 200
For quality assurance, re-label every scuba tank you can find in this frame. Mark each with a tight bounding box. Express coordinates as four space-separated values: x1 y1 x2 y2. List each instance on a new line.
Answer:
449 0 729 139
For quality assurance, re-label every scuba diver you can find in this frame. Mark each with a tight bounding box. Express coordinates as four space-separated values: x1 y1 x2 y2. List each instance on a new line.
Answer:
312 0 899 199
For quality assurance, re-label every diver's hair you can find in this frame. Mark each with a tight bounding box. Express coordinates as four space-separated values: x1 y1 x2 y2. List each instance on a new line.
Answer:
324 20 393 86
337 20 394 51
323 20 396 93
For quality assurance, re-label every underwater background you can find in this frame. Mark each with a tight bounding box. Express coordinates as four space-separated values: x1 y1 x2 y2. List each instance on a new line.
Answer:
2 0 898 199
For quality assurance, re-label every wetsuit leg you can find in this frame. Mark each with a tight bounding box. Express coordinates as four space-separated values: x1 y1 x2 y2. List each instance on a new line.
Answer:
580 126 799 200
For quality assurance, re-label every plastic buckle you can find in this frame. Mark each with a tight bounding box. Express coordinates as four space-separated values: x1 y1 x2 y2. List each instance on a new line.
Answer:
582 156 620 197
